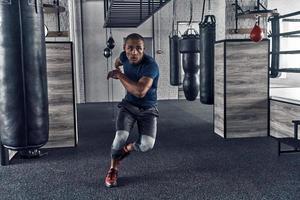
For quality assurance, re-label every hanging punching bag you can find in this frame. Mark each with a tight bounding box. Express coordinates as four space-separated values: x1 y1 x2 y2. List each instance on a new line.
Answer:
0 0 49 150
199 15 215 105
250 23 264 42
169 35 181 86
107 36 115 50
179 28 201 101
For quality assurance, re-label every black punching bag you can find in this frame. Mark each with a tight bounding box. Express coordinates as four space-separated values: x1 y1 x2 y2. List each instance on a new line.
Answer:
179 29 201 101
0 0 49 150
169 35 181 86
199 15 216 104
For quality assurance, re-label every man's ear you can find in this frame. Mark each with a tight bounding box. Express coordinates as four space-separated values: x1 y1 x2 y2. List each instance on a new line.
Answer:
123 44 126 51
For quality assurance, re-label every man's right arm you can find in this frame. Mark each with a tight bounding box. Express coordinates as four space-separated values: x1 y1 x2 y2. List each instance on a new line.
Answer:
115 57 122 70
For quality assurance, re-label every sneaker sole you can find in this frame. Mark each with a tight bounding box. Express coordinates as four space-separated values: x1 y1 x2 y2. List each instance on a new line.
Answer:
105 182 117 188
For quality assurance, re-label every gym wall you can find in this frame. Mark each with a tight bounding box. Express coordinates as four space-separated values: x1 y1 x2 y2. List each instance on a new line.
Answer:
45 0 271 103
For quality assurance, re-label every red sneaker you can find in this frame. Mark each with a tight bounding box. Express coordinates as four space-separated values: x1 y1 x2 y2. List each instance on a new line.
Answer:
105 168 118 187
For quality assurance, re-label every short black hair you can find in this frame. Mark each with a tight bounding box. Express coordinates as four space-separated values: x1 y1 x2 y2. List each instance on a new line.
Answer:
124 33 144 43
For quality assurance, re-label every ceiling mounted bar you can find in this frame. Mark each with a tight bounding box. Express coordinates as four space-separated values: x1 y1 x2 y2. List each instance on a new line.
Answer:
104 0 172 28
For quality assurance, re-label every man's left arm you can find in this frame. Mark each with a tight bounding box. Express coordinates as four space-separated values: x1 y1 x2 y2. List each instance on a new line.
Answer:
107 70 153 98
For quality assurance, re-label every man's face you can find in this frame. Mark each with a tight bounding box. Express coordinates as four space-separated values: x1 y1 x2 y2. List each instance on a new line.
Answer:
124 39 144 64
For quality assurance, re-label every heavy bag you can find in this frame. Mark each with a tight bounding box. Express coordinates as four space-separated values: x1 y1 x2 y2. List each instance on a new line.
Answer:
0 0 49 150
250 23 264 42
179 29 201 101
182 54 200 100
199 15 215 104
269 13 280 78
169 35 181 86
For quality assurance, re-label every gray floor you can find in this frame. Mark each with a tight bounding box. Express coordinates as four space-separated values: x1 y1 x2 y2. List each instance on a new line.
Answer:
1 100 300 200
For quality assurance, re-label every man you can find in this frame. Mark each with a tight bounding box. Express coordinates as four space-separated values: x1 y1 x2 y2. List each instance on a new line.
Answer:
105 33 159 187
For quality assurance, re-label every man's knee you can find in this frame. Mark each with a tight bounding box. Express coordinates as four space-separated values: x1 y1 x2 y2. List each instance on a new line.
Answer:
111 130 129 150
134 135 155 152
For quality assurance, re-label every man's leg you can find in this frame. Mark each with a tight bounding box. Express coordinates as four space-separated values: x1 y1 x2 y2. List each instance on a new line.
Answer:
105 107 135 187
109 114 157 171
134 114 157 153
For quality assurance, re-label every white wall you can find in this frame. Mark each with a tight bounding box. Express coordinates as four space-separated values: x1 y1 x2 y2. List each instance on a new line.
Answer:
44 0 70 41
269 0 300 15
82 1 153 102
59 0 280 103
81 0 227 102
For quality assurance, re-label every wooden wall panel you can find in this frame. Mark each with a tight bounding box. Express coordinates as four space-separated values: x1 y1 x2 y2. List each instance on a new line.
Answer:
270 100 300 139
214 40 269 138
214 42 225 137
226 41 268 138
44 42 76 148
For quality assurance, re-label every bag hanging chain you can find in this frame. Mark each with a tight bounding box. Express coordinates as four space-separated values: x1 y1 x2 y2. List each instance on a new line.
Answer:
201 0 206 23
188 0 193 27
208 0 212 15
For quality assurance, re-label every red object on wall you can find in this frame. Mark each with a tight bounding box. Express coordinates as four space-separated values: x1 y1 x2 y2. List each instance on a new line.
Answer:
250 23 264 42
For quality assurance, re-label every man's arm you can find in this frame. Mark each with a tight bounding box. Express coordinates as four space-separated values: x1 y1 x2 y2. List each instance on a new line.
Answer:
107 70 153 98
114 57 122 70
118 74 153 98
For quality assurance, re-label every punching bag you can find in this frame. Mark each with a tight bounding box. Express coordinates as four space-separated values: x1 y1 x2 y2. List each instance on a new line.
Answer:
179 28 201 101
0 0 49 150
169 35 181 86
250 23 264 42
107 36 115 50
103 47 111 58
199 15 215 104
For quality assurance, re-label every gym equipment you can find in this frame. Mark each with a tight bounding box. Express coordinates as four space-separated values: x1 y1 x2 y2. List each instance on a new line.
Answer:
104 29 113 58
268 13 280 78
44 25 49 37
199 13 216 104
250 22 264 42
232 0 275 33
169 0 181 86
103 47 112 58
0 0 49 150
19 149 48 159
268 11 300 75
107 36 115 49
169 35 181 85
169 35 181 86
179 28 201 101
276 120 300 156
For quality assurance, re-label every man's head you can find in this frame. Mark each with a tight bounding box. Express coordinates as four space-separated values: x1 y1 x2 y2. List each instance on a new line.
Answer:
124 33 145 64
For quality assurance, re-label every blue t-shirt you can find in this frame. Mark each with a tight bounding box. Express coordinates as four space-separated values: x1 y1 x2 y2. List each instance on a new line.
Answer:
119 51 159 109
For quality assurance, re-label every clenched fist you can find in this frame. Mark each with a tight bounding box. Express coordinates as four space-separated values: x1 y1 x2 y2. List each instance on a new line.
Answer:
107 69 122 80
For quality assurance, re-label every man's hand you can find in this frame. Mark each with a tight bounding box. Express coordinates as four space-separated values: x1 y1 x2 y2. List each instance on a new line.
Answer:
107 69 122 80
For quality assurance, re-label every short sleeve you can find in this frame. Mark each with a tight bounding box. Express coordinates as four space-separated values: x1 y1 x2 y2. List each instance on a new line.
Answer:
119 51 127 63
142 63 159 79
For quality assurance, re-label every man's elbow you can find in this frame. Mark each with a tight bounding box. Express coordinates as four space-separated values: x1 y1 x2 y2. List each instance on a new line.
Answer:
136 91 147 98
134 85 148 98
